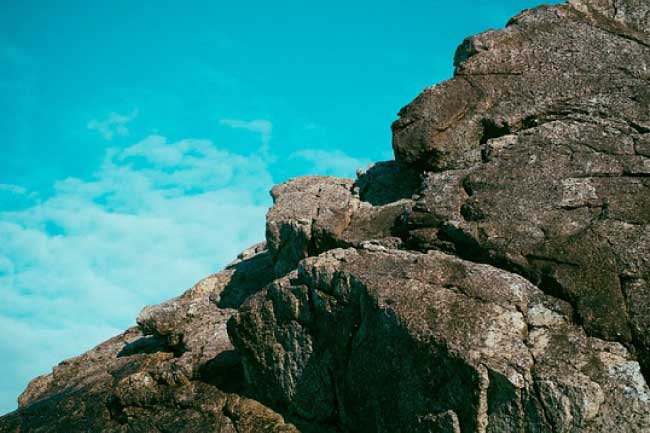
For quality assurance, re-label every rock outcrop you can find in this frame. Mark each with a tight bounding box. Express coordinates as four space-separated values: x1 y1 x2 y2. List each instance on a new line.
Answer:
231 248 650 433
2 1 650 432
0 247 302 433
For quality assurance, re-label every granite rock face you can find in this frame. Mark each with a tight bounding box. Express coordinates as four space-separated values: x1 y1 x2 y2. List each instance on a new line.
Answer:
2 0 650 432
393 0 650 378
231 248 650 433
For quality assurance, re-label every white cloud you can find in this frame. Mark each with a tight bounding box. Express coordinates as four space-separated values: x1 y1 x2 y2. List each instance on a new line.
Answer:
219 118 272 155
290 149 371 178
87 109 139 140
0 134 273 414
0 184 26 195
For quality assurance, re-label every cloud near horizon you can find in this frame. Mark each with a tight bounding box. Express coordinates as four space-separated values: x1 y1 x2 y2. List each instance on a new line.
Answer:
0 134 274 415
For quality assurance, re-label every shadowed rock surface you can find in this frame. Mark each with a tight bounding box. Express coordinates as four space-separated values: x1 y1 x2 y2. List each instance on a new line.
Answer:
231 248 650 433
2 0 650 432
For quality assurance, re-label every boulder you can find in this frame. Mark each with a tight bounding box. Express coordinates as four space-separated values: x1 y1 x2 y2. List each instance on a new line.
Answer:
230 248 650 433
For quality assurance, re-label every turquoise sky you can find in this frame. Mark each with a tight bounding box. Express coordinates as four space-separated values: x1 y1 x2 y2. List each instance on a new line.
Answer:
0 0 561 415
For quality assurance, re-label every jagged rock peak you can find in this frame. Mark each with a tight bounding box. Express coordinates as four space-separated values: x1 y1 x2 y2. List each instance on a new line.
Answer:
392 0 650 171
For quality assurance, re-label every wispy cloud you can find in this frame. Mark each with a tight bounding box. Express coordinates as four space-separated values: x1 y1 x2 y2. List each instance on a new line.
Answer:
219 118 272 155
87 109 139 140
0 184 39 211
0 184 26 195
0 134 273 414
290 148 371 178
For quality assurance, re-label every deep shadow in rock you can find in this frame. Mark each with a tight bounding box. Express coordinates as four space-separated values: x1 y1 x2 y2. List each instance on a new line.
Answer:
216 250 275 310
117 335 174 358
198 350 244 394
354 161 422 206
231 268 492 433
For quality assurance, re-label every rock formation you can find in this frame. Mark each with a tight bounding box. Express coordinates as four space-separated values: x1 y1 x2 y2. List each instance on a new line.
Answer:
2 0 650 432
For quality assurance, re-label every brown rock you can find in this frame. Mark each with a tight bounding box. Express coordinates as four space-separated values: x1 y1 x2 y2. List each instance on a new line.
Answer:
230 248 650 433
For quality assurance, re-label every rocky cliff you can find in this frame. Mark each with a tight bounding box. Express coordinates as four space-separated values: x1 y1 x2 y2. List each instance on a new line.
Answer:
2 1 650 432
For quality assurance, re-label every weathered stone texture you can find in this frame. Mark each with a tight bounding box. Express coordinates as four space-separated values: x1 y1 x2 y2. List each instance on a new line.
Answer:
3 1 650 432
230 248 650 433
